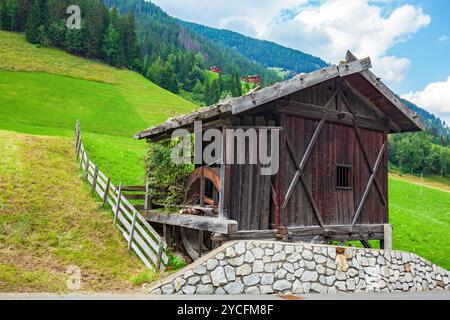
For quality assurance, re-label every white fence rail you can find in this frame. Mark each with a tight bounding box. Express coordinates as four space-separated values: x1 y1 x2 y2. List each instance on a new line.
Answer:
74 121 168 271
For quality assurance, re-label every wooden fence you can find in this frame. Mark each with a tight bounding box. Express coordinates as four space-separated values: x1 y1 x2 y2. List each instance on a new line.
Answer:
74 121 168 271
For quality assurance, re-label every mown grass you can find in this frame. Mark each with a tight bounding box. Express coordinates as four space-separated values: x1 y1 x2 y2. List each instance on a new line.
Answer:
0 130 157 292
388 178 450 269
0 31 196 185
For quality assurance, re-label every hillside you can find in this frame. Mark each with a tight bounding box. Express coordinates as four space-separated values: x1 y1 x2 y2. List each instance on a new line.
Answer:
104 0 281 84
180 20 329 75
0 31 197 185
0 130 155 292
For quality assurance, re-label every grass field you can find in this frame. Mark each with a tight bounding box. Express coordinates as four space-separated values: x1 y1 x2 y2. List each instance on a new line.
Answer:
0 31 448 292
0 130 156 292
389 178 449 269
0 31 196 185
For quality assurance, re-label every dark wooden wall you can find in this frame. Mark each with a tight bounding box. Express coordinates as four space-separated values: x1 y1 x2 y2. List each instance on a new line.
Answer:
222 78 389 231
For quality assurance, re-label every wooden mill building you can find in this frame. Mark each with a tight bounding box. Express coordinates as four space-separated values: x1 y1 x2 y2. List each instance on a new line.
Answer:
135 52 424 260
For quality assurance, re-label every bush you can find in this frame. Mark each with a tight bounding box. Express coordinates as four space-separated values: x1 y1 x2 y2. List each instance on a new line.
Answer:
145 139 194 207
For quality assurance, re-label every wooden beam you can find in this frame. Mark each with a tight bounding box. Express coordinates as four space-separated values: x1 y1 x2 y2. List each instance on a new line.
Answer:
212 224 385 242
383 224 393 250
142 211 238 234
342 80 401 133
279 102 390 132
345 51 425 131
232 58 371 115
351 143 386 227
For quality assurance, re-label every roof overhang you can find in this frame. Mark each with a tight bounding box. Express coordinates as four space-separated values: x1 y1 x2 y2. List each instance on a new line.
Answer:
134 53 424 141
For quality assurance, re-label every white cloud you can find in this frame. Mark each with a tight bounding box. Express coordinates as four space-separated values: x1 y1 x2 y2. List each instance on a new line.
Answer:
151 0 307 38
152 0 430 85
401 77 450 125
264 0 431 84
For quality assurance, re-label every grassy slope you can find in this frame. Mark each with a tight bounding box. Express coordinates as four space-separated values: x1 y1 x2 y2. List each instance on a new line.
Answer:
0 31 197 185
0 130 155 292
389 178 450 269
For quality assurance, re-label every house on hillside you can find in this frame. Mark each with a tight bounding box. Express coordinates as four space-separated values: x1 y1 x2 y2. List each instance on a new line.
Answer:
134 51 424 261
209 66 222 74
241 75 262 84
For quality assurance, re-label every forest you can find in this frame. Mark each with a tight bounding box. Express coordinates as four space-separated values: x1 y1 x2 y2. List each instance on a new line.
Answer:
0 0 255 106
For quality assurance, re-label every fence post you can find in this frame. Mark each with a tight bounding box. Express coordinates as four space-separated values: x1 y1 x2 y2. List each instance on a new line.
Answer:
91 165 99 194
114 183 122 225
75 120 80 150
84 154 90 179
102 177 111 207
79 148 85 169
156 243 164 271
128 211 138 250
76 138 82 162
144 176 152 210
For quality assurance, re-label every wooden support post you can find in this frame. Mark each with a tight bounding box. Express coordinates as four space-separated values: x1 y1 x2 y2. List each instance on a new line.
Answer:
79 149 85 169
84 154 90 179
144 177 152 210
128 211 137 250
383 224 392 250
156 244 163 271
114 183 122 225
75 120 80 150
102 177 111 207
91 166 99 194
76 138 82 162
163 224 171 248
198 230 204 258
200 166 205 207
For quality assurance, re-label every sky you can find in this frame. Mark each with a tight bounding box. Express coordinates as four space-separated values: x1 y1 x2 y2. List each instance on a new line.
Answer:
151 0 450 124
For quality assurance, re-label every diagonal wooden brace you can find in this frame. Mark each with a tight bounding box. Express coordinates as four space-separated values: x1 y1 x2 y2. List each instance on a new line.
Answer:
340 93 388 207
282 118 326 209
284 134 325 228
350 142 386 228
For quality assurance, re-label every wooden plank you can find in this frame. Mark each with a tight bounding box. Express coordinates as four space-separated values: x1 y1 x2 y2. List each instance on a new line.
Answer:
102 177 110 207
351 142 386 227
345 51 425 131
232 58 371 115
123 194 145 200
91 166 99 194
143 211 238 234
279 103 390 132
282 119 325 210
122 186 146 192
338 57 372 77
383 223 393 250
128 211 138 250
114 183 122 225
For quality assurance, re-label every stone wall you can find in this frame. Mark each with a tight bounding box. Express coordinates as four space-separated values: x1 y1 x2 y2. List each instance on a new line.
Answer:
147 241 450 295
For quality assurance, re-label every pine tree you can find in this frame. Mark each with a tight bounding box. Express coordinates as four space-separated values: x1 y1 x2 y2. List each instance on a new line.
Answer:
203 80 211 105
25 0 40 44
6 0 18 31
0 0 5 30
102 23 120 66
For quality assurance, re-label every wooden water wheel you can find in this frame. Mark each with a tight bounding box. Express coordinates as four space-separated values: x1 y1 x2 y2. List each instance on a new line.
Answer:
180 166 221 260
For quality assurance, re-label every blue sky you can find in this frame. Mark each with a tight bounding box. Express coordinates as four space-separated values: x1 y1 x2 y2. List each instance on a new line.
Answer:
152 0 450 123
